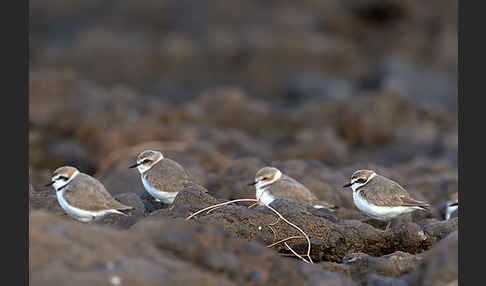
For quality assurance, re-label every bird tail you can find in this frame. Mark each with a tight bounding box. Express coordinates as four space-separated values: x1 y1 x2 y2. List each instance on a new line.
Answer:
313 200 339 211
401 197 430 212
112 207 133 216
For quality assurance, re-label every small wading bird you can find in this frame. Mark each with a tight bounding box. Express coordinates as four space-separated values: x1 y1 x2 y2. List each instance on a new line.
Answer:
130 150 204 204
343 169 429 230
249 166 337 210
46 166 133 222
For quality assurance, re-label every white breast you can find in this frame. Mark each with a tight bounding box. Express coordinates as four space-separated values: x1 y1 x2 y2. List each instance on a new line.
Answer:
142 175 178 204
256 186 275 206
56 190 119 222
353 190 419 221
445 204 458 220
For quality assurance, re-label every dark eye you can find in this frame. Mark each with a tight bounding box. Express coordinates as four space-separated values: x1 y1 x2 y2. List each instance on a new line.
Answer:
142 159 152 164
357 178 366 183
262 177 268 181
59 176 68 181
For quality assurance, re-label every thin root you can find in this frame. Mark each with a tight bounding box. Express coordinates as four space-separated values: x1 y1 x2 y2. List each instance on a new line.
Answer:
267 236 305 248
284 242 311 264
247 201 260 209
268 224 278 241
269 217 281 226
185 199 259 221
186 198 314 264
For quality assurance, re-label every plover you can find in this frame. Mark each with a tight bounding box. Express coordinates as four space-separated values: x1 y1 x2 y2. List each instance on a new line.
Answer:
445 192 458 220
45 166 133 222
130 150 202 204
343 169 429 229
249 166 337 209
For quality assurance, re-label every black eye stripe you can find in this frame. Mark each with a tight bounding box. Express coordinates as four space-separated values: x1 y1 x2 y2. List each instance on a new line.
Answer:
55 176 68 181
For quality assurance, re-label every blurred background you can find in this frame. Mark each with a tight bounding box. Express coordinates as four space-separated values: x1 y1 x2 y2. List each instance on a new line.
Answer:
29 0 457 210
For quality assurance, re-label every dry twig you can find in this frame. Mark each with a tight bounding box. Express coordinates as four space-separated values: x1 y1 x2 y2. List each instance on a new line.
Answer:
185 198 313 264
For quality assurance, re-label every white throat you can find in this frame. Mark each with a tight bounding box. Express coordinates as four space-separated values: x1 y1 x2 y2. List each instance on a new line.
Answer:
445 202 458 220
351 172 376 192
255 170 282 205
137 155 163 174
52 170 80 191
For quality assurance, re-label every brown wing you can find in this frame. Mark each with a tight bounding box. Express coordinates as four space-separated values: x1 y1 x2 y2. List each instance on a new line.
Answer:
270 175 319 205
145 158 194 193
359 175 429 209
399 196 430 210
63 174 132 211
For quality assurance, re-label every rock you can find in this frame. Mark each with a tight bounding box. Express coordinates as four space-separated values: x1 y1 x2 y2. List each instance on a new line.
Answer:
342 251 424 279
46 139 95 174
338 92 411 148
381 60 457 113
114 192 147 217
29 189 65 217
30 210 357 286
368 231 458 286
205 157 266 200
95 213 141 230
284 73 354 105
405 231 458 286
149 186 220 219
153 190 457 263
188 88 280 135
280 127 349 166
100 160 147 197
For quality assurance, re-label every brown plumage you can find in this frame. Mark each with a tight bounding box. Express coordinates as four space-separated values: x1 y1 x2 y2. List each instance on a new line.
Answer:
143 158 204 193
357 174 429 210
253 166 337 209
63 173 133 212
268 175 337 208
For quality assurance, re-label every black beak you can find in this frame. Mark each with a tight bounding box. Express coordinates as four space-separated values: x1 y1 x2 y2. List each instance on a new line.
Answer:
128 163 140 169
343 183 352 188
248 181 257 186
45 181 54 187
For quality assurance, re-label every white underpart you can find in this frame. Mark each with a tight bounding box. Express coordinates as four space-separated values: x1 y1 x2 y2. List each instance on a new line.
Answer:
255 170 282 206
417 230 427 241
313 205 325 209
142 174 177 204
445 202 458 220
52 171 124 222
256 187 276 205
56 190 124 222
352 190 421 221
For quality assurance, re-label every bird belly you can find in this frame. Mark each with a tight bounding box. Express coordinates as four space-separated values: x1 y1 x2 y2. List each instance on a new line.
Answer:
256 187 275 206
142 176 178 204
445 204 458 220
56 191 109 222
353 191 418 221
